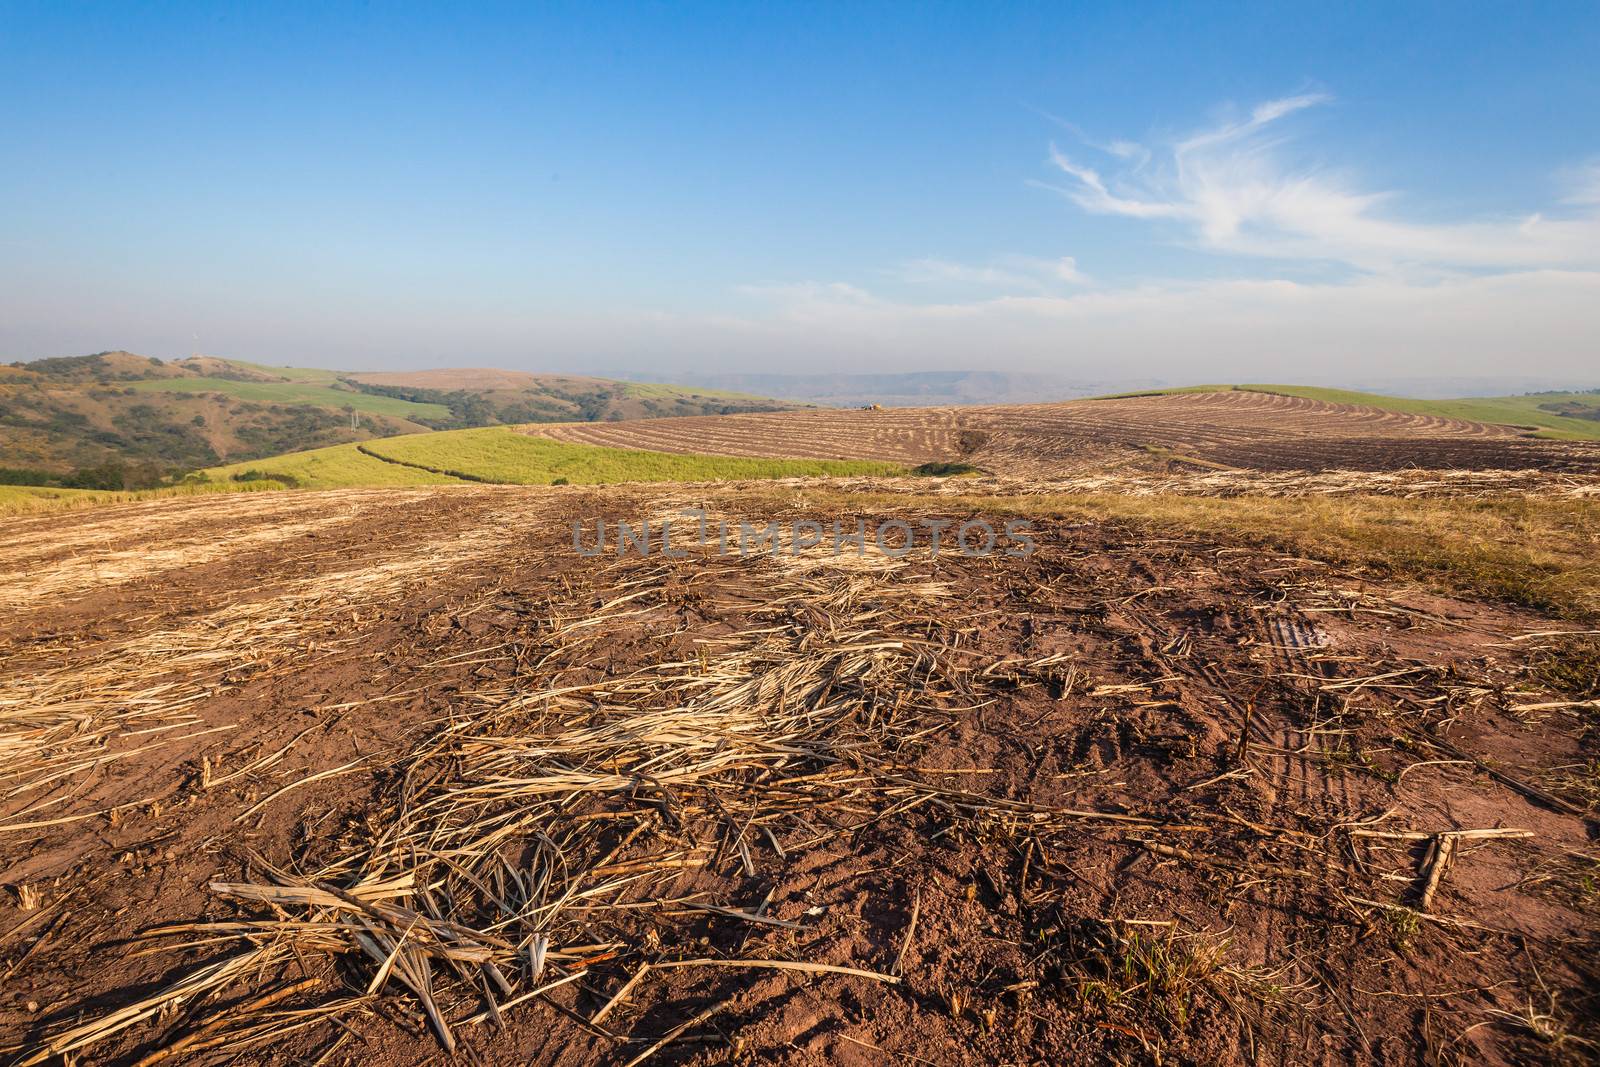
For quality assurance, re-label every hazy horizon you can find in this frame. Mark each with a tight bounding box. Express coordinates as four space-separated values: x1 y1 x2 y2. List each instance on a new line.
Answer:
4 4 1598 381
15 351 1597 404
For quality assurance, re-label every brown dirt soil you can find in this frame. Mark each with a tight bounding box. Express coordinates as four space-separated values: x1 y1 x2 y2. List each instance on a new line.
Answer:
534 390 1600 476
1 484 1597 1066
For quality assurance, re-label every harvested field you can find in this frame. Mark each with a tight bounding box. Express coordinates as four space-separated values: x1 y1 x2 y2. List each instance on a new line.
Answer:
2 478 1598 1066
805 467 1600 500
540 406 967 466
537 389 1600 476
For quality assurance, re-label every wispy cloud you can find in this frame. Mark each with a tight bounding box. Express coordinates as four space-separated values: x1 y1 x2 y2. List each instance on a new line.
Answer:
705 267 1600 379
894 255 1089 291
1561 160 1600 204
693 93 1600 380
1039 93 1600 271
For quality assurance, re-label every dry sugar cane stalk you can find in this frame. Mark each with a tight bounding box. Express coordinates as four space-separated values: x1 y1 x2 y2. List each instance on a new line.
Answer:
22 553 1062 1059
590 963 652 1026
893 888 921 977
1415 833 1456 913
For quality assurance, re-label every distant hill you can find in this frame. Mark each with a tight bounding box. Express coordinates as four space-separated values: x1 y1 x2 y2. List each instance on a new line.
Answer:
1115 384 1600 441
339 367 786 425
670 371 1600 414
542 386 1600 477
0 351 797 488
1245 385 1600 441
669 371 1156 407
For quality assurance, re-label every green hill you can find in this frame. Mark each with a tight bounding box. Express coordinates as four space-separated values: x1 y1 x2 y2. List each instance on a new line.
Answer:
0 351 800 488
128 377 450 420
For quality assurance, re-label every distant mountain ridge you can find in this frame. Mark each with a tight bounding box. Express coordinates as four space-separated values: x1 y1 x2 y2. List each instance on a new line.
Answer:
0 351 797 488
668 371 1600 408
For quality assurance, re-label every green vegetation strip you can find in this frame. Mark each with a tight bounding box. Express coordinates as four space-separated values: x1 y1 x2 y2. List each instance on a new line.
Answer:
208 358 348 385
206 442 467 490
360 427 904 484
129 378 449 420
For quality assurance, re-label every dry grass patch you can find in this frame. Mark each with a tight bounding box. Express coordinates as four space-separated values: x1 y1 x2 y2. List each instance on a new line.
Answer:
0 480 279 517
743 486 1600 618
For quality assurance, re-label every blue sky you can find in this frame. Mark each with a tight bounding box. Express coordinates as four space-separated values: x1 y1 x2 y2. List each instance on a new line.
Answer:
3 2 1599 382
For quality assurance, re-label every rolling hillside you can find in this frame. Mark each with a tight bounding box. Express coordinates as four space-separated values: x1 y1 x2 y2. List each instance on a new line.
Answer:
11 367 1600 507
203 425 904 490
1114 384 1600 441
339 367 798 425
541 388 1600 476
1241 385 1600 440
0 351 798 488
127 376 452 420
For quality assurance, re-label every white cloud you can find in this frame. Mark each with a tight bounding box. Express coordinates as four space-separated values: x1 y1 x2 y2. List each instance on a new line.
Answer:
1040 93 1600 272
1561 161 1600 205
685 96 1589 380
894 255 1089 291
676 92 1586 382
701 267 1600 379
733 281 884 319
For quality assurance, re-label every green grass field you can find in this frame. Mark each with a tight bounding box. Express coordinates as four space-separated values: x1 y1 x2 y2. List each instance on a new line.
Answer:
207 358 349 385
204 426 904 489
1104 384 1600 440
207 443 467 490
129 377 449 420
363 428 903 483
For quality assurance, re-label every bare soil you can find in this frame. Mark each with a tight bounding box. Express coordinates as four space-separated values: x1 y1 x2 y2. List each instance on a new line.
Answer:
2 484 1597 1066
